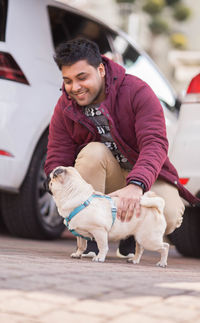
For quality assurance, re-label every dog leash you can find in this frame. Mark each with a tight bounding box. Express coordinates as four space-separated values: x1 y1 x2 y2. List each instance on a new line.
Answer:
64 194 117 240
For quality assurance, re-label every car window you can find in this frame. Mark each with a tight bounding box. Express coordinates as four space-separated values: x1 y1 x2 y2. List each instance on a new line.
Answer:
0 0 8 41
111 34 176 109
47 6 113 58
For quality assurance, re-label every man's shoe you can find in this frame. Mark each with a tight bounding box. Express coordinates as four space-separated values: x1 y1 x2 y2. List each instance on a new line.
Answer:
82 240 99 258
116 236 135 258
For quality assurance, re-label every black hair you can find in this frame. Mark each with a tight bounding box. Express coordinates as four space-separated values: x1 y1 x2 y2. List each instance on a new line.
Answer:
54 38 102 70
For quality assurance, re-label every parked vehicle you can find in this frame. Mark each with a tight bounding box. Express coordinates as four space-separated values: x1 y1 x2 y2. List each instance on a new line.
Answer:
0 0 179 239
168 74 200 258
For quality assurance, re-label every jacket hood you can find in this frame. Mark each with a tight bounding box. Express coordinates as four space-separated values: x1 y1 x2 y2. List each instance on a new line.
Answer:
102 55 126 95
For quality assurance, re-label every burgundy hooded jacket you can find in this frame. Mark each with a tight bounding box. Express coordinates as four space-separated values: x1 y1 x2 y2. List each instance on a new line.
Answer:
44 56 199 205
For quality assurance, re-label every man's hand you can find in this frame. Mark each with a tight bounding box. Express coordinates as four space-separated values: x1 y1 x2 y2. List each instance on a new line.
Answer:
109 184 143 222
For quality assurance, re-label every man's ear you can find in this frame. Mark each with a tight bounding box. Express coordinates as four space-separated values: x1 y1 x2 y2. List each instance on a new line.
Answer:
98 63 105 78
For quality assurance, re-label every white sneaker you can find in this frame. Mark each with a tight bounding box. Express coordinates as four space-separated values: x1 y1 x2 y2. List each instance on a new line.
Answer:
116 248 135 258
82 251 97 258
82 240 99 258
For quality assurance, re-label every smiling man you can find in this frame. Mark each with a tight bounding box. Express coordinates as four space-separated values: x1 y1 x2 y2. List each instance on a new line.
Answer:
44 38 198 257
62 60 106 106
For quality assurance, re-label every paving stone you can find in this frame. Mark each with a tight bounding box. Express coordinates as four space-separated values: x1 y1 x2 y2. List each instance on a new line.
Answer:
69 299 131 317
109 312 176 323
0 290 26 302
164 295 200 309
140 302 200 321
105 296 163 308
193 316 200 323
1 235 200 323
26 290 77 306
40 310 105 323
189 291 200 297
0 313 28 323
158 282 200 292
0 297 59 317
0 278 51 291
56 280 114 297
125 285 186 298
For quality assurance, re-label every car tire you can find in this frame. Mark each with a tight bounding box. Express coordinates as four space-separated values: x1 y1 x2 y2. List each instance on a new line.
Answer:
168 206 200 258
1 133 65 239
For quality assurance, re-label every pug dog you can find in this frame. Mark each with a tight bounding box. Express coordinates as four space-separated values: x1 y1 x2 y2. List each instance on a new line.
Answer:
48 166 169 267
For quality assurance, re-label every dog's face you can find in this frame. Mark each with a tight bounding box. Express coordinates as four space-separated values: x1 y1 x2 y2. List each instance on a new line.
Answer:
47 166 83 197
47 166 68 195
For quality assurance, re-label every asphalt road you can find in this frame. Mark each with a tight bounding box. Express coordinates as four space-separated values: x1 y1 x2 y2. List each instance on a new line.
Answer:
0 229 200 323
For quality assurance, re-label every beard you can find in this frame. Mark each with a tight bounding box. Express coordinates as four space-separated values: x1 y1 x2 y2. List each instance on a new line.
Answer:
69 80 105 107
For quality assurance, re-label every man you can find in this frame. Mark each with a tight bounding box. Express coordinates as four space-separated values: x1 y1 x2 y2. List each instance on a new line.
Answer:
44 38 198 257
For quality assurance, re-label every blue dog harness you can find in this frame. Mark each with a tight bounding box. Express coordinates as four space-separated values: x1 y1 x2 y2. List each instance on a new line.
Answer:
64 194 117 240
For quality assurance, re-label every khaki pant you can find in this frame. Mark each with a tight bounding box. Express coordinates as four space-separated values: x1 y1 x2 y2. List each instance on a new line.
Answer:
75 142 185 235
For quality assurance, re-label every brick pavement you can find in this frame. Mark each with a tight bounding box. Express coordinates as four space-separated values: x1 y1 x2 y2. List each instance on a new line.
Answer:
0 233 200 323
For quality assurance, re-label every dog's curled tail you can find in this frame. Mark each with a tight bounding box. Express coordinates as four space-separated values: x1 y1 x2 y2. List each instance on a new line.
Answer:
140 191 165 214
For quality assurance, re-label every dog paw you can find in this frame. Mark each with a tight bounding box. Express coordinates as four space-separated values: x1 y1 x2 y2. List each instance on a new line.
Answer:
70 252 82 259
127 257 140 264
92 256 105 263
156 261 167 268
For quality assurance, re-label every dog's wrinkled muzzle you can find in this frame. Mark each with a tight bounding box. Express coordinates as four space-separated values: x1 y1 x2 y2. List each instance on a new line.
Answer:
53 168 65 178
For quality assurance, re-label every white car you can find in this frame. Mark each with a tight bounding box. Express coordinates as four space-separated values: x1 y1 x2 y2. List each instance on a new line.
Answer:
0 0 179 239
168 87 200 258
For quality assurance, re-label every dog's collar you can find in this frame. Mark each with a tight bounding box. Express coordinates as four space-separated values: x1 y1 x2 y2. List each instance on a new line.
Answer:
64 194 117 240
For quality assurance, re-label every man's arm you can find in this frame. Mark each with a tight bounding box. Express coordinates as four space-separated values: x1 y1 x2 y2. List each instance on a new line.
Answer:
44 99 77 176
110 81 168 222
126 81 169 191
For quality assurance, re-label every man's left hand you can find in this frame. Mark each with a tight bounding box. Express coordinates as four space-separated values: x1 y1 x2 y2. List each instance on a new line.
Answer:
109 184 143 222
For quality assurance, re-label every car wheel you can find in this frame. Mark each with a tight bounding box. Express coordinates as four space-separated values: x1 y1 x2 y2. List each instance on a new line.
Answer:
1 133 65 239
168 206 200 258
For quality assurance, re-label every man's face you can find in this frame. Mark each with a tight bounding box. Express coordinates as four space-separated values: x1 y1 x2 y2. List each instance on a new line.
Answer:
62 60 105 106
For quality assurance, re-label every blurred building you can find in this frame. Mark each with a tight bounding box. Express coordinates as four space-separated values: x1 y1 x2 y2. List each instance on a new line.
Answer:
58 0 120 26
168 0 200 93
58 0 200 94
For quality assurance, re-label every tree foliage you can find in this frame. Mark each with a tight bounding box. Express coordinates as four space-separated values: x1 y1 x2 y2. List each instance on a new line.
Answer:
116 0 136 3
173 4 191 21
149 17 169 35
143 0 166 15
115 0 191 49
170 32 187 48
165 0 181 5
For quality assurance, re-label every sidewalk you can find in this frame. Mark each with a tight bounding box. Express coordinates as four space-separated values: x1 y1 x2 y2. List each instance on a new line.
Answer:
0 233 200 323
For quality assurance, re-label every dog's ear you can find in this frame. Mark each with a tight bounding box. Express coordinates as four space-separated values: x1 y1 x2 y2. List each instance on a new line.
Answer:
52 167 67 184
43 174 52 195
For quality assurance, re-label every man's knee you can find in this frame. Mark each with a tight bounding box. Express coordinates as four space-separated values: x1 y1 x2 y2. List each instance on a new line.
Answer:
165 203 185 235
152 179 185 235
75 142 110 165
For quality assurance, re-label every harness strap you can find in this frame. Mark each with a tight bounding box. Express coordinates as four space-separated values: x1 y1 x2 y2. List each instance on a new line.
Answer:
65 194 117 240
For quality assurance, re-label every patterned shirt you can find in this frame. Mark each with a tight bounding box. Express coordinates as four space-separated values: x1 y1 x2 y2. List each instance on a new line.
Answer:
83 104 133 171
